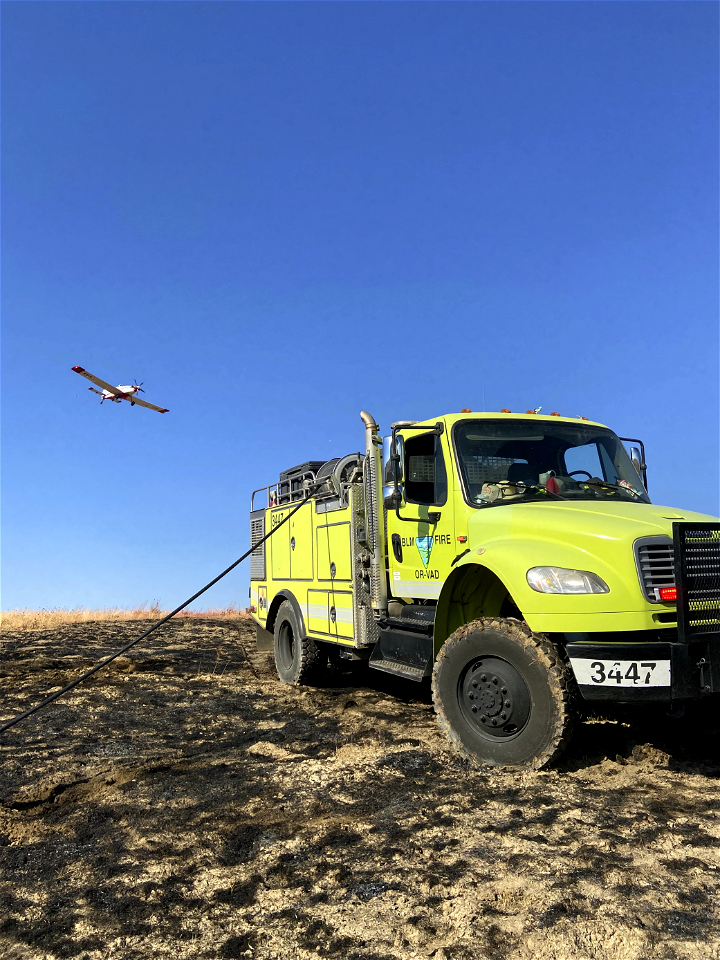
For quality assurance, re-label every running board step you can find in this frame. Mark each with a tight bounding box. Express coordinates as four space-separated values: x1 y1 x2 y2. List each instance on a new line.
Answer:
368 659 426 682
381 616 433 635
368 628 433 683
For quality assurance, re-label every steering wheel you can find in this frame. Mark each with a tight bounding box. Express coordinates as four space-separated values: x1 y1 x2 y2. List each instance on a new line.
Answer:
568 470 593 480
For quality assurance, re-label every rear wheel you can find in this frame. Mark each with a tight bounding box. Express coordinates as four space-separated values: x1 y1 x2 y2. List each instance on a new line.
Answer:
432 617 574 769
273 600 327 685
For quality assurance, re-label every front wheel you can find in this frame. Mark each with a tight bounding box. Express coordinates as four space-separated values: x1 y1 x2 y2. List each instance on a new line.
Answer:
432 618 575 769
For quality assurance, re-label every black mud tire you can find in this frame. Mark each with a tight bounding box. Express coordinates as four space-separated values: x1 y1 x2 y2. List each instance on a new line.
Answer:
432 618 575 770
273 601 327 685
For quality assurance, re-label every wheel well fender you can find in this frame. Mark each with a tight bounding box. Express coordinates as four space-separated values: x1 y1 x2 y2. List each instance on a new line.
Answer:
434 563 517 657
266 589 307 639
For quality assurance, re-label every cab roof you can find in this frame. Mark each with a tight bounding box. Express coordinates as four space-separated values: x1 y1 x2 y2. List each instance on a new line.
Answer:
406 411 609 430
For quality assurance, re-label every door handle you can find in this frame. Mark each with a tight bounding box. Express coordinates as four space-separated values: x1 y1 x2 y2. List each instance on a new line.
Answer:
391 533 403 563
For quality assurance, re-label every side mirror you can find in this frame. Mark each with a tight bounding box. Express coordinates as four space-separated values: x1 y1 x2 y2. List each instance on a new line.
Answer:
382 435 404 484
630 446 644 480
382 435 404 507
620 436 648 492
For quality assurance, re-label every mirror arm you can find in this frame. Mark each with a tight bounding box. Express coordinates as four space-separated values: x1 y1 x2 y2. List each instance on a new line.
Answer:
620 436 648 491
391 423 443 526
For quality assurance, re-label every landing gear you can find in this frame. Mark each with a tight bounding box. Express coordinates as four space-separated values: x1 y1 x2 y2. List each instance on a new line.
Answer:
432 618 575 769
273 601 327 685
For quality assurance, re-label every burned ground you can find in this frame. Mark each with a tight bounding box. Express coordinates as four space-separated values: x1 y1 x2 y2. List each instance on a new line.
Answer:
1 618 719 959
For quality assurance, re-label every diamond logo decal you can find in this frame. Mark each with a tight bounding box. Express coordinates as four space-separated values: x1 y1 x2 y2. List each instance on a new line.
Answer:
416 536 434 569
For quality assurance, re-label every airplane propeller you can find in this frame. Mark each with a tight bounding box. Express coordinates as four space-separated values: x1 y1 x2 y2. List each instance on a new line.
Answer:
133 380 145 393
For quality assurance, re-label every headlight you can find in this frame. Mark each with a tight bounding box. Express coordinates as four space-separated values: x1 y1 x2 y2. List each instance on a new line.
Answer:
527 566 610 595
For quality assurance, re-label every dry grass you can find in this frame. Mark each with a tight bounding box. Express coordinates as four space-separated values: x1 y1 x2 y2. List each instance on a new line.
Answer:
0 604 250 632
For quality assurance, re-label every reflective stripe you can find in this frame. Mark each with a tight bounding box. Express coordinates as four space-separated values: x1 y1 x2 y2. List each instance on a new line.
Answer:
390 580 444 599
308 604 354 623
333 608 354 624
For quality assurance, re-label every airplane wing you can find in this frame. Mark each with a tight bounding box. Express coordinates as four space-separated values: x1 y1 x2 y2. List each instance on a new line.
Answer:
72 365 129 396
129 395 169 414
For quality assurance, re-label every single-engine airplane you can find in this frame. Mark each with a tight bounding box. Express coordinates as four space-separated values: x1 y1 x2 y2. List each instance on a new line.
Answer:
72 366 169 413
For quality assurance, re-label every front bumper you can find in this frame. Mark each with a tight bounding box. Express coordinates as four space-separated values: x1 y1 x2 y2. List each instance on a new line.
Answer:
566 638 720 701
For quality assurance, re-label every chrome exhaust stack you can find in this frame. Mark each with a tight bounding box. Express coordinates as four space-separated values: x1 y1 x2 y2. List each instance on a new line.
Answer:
360 411 388 617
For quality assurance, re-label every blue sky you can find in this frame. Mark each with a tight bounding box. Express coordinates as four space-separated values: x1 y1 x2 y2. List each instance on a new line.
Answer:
2 2 718 611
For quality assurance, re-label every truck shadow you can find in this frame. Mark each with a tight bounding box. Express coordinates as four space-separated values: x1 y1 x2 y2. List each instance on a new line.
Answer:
320 659 720 773
322 658 433 704
561 700 720 773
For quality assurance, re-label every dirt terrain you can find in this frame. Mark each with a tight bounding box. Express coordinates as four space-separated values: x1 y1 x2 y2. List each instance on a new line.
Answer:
1 617 719 960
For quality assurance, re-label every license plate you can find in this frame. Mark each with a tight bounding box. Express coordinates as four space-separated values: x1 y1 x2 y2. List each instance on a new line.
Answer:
570 658 671 687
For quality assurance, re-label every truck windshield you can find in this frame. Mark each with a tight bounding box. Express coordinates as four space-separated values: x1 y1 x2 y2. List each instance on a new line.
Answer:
454 420 650 507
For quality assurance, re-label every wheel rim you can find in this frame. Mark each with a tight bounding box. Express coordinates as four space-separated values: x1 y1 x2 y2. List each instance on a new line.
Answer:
277 621 295 671
457 655 531 740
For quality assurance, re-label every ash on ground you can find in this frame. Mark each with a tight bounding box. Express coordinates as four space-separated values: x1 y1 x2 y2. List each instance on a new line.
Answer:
1 619 719 960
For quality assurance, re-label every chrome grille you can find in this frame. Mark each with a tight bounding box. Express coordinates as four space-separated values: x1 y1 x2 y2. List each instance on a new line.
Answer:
634 536 674 602
250 513 266 580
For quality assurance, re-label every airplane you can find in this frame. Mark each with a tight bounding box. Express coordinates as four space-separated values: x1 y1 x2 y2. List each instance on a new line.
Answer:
71 366 169 413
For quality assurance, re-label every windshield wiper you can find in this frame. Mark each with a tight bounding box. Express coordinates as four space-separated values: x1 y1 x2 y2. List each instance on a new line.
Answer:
583 478 644 499
521 483 566 501
476 484 566 508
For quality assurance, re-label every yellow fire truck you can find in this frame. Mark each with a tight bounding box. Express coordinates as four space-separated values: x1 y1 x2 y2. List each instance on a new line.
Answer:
249 410 719 768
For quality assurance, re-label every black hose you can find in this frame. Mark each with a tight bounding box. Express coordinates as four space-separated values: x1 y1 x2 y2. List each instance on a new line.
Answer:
0 494 313 735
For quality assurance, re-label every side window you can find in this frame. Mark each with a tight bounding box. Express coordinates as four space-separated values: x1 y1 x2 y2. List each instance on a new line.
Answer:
404 433 447 505
562 443 603 479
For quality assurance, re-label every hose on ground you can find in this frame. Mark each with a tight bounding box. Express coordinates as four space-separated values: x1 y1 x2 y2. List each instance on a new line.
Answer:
0 494 314 735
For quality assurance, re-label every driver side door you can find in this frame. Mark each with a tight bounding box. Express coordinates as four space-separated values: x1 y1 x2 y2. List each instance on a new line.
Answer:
386 427 455 602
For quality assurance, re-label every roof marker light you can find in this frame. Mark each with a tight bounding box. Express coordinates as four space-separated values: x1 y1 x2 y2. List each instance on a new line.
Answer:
501 408 511 413
461 408 472 413
551 412 560 416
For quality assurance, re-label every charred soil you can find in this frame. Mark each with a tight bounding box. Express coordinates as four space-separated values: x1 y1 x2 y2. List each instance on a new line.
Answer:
1 618 719 959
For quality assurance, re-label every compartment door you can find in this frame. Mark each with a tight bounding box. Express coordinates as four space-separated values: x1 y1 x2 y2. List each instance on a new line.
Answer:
307 590 330 636
289 504 313 580
330 590 354 641
316 522 353 582
270 508 291 580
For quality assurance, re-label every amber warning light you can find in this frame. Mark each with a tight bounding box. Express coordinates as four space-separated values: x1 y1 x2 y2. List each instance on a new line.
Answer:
659 587 678 602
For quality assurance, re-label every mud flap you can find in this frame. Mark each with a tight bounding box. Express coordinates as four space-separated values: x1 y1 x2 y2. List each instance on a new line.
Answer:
256 623 275 652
